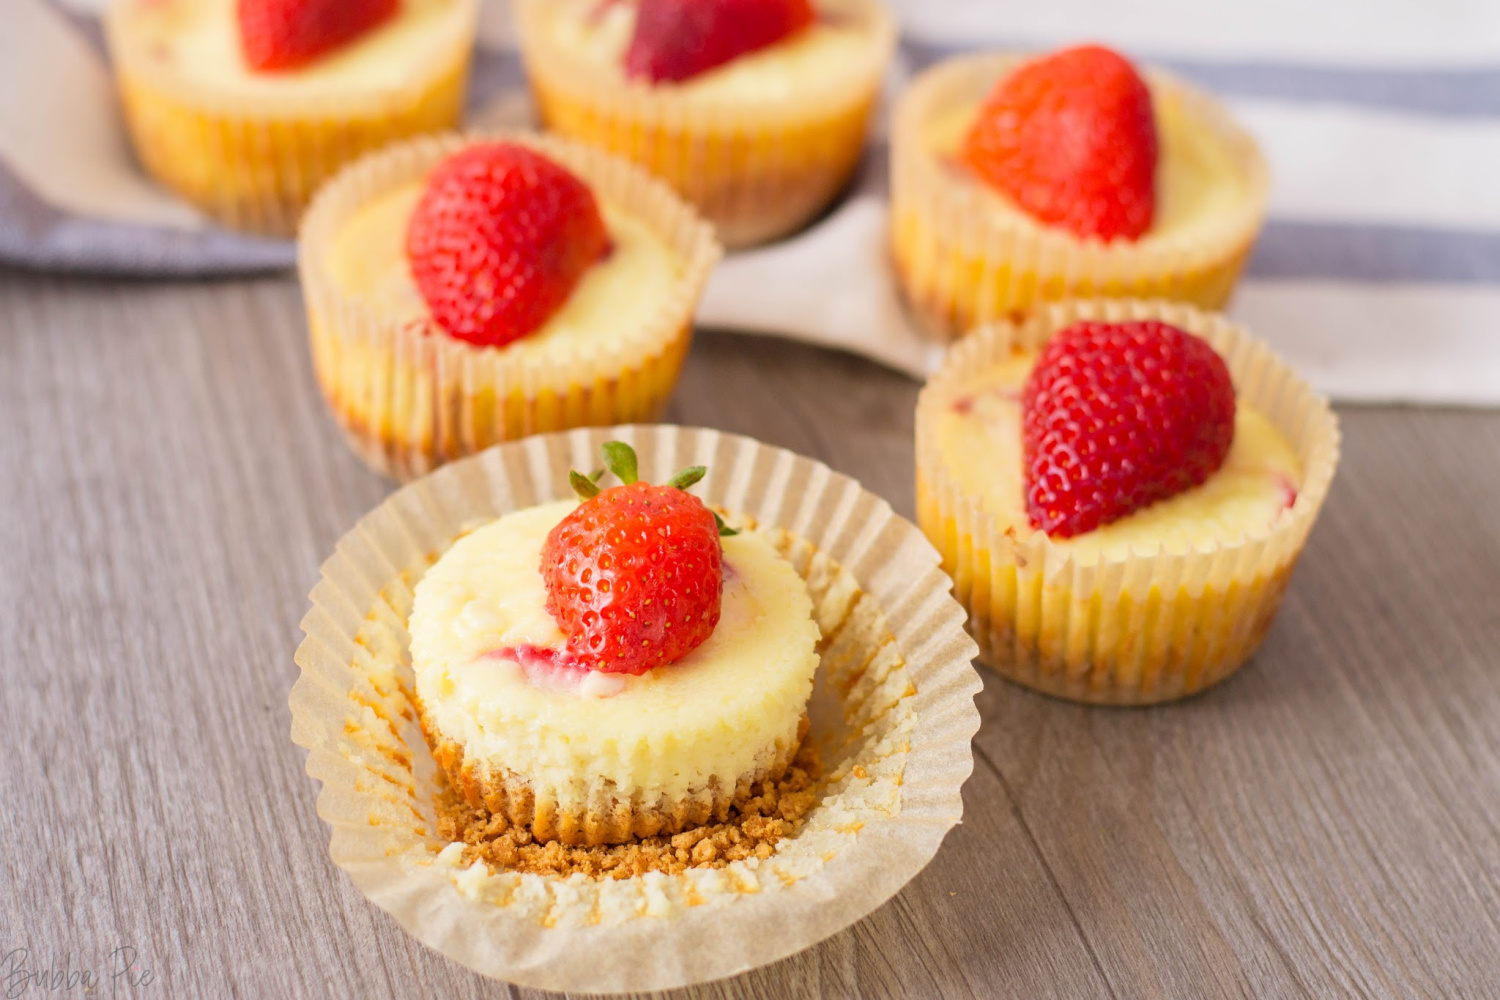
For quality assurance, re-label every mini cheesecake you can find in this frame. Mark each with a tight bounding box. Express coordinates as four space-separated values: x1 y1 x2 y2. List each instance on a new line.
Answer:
516 0 895 248
916 301 1339 705
410 500 820 845
298 132 720 481
105 0 478 234
892 50 1269 339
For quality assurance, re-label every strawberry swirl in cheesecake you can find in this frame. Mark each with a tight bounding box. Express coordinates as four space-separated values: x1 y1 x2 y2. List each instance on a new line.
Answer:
410 443 820 846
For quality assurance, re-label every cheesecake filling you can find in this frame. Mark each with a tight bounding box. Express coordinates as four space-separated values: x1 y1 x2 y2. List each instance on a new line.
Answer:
324 185 683 362
410 501 821 810
933 354 1303 563
114 0 471 96
538 0 879 102
924 88 1252 246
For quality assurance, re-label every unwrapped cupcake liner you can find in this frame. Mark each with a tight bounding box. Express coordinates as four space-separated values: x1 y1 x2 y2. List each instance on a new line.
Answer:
891 52 1270 342
915 299 1340 704
289 425 982 992
514 0 895 249
298 130 721 482
103 0 479 236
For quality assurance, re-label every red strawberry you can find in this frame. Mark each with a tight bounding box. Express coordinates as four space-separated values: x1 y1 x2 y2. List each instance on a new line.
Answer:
541 442 737 675
406 143 609 348
963 45 1158 241
1022 320 1236 537
237 0 397 72
625 0 816 84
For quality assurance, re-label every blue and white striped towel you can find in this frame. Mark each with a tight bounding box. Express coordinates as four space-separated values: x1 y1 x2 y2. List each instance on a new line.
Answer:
3 0 1497 404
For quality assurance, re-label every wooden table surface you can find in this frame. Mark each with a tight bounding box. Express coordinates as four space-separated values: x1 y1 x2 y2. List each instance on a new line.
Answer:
4 267 1500 999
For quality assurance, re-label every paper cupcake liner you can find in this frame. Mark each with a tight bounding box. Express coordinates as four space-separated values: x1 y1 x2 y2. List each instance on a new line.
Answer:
298 131 722 482
290 425 981 992
915 299 1340 705
514 0 895 249
102 0 479 236
891 53 1270 342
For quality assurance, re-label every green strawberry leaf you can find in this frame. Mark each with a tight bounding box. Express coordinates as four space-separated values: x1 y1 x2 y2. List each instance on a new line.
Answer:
667 466 706 491
601 441 639 485
569 469 602 500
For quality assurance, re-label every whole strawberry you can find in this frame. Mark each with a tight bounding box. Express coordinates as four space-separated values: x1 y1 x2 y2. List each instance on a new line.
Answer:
238 0 397 72
1023 320 1236 537
406 143 609 348
541 442 737 675
625 0 816 83
963 45 1158 241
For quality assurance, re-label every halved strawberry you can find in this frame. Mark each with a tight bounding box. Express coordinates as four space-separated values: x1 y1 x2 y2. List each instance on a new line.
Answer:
406 143 609 348
541 441 737 675
1022 320 1236 537
625 0 816 84
237 0 397 72
962 45 1158 241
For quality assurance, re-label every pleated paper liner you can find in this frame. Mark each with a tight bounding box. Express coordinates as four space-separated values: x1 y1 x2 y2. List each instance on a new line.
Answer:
298 131 721 483
891 52 1270 342
289 425 982 993
514 0 895 249
916 300 1340 705
103 0 480 237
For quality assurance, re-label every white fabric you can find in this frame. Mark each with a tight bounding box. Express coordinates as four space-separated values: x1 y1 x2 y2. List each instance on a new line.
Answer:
892 0 1500 67
1239 102 1500 230
0 0 203 226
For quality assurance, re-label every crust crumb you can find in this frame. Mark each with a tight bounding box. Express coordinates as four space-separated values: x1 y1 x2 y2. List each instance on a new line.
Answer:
435 744 823 880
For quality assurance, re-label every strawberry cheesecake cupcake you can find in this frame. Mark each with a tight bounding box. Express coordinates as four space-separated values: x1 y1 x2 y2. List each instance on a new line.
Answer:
410 442 820 845
299 132 720 480
105 0 478 235
917 300 1339 704
892 45 1269 340
516 0 895 248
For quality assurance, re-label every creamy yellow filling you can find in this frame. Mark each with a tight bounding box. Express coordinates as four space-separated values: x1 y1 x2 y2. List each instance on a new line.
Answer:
114 0 470 97
538 0 878 101
410 500 821 808
932 353 1303 563
924 88 1251 244
324 180 682 360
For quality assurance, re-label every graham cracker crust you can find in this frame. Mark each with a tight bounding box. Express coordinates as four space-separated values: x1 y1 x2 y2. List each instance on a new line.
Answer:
417 689 812 846
434 740 823 880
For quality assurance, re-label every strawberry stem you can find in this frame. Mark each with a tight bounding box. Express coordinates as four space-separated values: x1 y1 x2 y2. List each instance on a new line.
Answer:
573 442 736 536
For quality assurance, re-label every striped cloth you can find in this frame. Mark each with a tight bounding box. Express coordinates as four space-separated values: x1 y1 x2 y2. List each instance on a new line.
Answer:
3 0 1496 403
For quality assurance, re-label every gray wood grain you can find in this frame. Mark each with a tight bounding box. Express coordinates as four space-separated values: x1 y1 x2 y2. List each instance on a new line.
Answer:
2 269 1499 999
